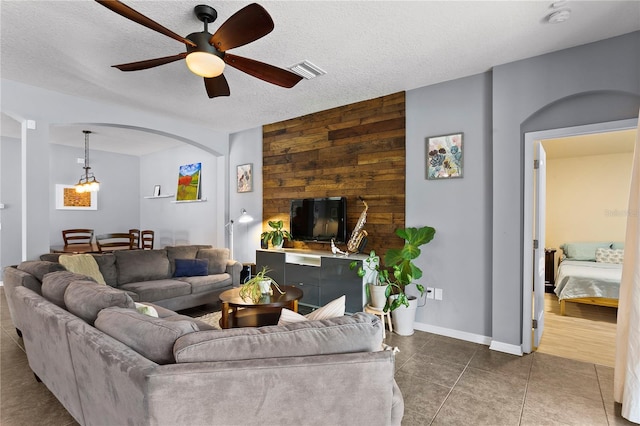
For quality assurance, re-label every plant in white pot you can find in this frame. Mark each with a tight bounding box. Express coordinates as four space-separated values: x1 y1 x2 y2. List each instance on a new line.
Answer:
239 266 284 303
260 220 292 250
350 250 387 310
383 226 436 336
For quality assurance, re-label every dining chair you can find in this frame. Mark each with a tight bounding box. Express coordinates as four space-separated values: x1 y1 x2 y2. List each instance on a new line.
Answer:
96 233 134 253
62 229 94 247
129 229 140 249
141 230 155 250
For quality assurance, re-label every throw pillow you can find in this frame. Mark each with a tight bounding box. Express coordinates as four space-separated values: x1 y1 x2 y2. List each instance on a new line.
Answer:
135 302 159 318
59 254 106 285
278 295 346 325
174 258 209 277
595 248 624 264
196 248 229 274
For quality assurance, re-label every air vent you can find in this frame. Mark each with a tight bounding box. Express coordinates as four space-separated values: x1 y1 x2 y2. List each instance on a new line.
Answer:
288 60 326 80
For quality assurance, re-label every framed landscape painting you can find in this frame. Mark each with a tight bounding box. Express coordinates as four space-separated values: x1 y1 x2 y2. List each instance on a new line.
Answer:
176 163 201 201
426 133 463 179
55 184 97 210
237 163 253 193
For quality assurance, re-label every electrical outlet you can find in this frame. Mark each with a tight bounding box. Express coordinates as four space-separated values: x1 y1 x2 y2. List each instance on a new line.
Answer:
427 287 434 299
435 288 443 300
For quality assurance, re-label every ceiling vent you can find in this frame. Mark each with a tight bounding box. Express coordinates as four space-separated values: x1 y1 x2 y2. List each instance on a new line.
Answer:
288 60 326 80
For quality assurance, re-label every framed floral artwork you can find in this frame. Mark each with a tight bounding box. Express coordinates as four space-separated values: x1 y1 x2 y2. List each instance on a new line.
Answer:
426 133 463 179
237 163 253 193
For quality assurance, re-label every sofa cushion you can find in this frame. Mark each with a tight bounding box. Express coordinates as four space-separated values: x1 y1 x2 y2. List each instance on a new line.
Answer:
17 260 66 282
115 250 171 285
64 281 135 324
39 253 61 262
196 248 229 274
174 258 209 277
165 245 212 275
175 274 232 294
59 254 106 285
42 271 97 309
174 312 382 363
91 253 118 287
118 279 191 302
95 307 199 365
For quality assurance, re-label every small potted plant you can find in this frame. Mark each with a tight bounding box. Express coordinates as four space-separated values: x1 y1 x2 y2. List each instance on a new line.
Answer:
352 226 436 336
350 250 388 310
239 266 284 303
260 220 292 250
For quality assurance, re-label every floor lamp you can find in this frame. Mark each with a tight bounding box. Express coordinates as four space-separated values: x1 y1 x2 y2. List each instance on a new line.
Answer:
227 208 254 259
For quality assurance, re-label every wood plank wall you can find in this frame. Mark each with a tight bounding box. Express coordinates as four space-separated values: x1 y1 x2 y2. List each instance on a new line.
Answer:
262 92 406 256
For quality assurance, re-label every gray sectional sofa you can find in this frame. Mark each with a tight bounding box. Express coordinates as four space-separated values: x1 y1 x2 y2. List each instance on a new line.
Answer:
5 266 404 425
3 245 241 335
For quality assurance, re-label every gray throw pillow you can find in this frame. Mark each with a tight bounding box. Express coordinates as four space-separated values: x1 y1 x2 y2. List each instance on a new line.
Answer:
196 248 229 274
42 271 97 309
115 250 171 285
17 261 66 281
95 307 199 364
64 281 135 324
174 312 382 363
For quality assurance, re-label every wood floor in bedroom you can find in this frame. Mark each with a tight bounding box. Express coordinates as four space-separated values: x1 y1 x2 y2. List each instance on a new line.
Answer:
536 292 617 367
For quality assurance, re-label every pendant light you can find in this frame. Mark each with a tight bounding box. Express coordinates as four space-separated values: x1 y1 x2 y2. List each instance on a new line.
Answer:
75 130 100 193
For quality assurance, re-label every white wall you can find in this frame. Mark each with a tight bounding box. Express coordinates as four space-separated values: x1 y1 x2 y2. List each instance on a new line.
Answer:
0 136 22 274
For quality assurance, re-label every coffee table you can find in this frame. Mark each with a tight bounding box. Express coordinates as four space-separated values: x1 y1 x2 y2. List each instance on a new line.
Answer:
219 285 303 329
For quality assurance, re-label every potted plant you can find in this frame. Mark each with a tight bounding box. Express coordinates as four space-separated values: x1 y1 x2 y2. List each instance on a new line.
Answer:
260 220 292 250
353 226 436 336
239 266 284 303
350 250 388 310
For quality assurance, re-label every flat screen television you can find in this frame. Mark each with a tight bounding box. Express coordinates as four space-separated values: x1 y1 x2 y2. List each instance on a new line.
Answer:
290 197 347 243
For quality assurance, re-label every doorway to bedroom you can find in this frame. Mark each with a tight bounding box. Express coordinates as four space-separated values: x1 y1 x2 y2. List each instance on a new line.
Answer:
523 120 637 367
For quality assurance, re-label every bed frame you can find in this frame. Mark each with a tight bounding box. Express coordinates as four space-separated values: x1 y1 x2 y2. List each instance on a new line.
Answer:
560 297 619 315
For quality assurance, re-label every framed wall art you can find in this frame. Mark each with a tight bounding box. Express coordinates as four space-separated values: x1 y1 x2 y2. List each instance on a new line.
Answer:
426 132 463 179
176 162 202 201
55 184 98 210
237 163 253 193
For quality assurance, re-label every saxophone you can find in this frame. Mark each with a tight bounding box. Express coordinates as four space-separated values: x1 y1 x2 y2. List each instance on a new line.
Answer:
346 197 368 254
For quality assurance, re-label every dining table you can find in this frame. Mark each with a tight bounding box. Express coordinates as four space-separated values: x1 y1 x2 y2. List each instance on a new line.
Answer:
50 243 101 254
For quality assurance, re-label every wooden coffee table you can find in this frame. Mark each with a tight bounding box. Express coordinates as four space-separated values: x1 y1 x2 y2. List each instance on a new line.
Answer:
219 285 303 329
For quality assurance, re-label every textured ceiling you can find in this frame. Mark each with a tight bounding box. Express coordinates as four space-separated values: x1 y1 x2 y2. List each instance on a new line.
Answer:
1 1 639 155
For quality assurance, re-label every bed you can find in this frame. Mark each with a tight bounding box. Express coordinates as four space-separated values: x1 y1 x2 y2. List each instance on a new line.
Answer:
554 242 624 315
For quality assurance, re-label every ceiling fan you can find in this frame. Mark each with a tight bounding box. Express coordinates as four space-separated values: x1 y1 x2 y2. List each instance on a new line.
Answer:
95 1 303 98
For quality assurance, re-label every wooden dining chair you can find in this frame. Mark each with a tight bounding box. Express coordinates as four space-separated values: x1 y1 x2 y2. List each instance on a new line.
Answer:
62 229 94 247
96 233 134 253
129 229 140 249
141 230 155 250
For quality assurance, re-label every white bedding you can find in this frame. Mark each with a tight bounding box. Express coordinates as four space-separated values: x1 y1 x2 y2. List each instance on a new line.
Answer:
554 260 622 300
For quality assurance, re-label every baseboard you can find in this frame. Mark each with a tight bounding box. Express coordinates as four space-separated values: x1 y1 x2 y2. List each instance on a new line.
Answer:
489 340 523 356
413 321 492 346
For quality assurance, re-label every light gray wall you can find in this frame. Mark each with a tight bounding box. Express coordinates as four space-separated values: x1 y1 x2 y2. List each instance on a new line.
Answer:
229 127 263 264
48 144 139 246
406 73 493 336
140 144 224 249
0 136 22 275
491 31 640 347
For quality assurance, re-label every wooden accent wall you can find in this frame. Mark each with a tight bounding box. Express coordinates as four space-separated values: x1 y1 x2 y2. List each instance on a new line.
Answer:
262 92 406 255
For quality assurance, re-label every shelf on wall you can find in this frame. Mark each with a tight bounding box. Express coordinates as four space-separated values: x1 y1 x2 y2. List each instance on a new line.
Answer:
143 194 175 199
170 198 208 204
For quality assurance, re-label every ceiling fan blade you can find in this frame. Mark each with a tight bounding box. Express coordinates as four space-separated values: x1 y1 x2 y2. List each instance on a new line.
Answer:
210 3 274 51
204 75 231 98
95 0 196 47
224 54 303 88
113 53 187 72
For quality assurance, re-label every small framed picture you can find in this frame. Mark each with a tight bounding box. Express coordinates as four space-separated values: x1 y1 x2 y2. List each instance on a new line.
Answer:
153 185 161 197
237 163 253 193
426 133 463 179
55 184 98 210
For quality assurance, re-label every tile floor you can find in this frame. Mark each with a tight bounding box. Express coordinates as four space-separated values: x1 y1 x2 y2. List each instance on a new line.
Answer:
1 288 635 426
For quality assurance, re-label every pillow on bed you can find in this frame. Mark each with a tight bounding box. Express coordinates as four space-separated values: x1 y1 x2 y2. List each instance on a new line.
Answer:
561 242 611 261
595 248 624 264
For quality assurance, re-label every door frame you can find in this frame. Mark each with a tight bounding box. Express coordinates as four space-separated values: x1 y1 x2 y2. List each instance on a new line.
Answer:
522 118 638 354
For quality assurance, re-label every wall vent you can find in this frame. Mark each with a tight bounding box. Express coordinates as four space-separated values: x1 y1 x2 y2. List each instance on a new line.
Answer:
288 60 327 80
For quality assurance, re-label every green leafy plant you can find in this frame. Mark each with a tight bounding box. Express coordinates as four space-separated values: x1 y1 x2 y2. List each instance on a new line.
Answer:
239 266 284 303
260 220 292 248
351 226 436 312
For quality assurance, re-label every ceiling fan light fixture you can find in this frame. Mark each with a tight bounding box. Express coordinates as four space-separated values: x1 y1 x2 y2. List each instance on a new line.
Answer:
186 51 225 78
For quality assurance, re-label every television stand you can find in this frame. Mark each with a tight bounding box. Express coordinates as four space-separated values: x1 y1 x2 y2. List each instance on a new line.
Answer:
255 249 369 313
